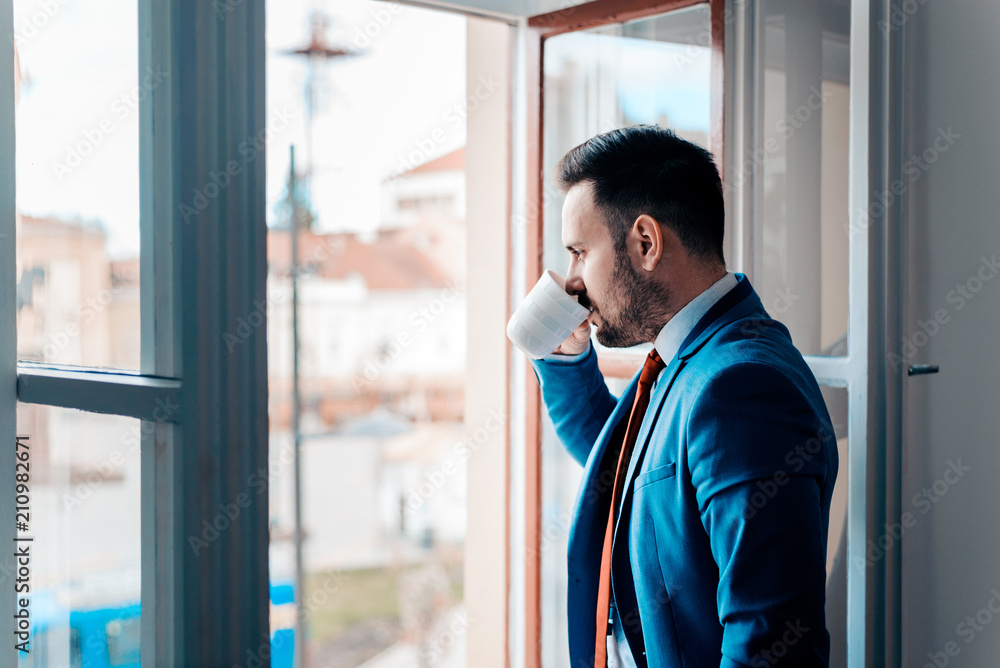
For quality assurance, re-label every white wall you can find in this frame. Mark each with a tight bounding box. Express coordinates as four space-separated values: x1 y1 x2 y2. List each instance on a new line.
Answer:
464 14 511 668
901 2 1000 665
267 277 466 383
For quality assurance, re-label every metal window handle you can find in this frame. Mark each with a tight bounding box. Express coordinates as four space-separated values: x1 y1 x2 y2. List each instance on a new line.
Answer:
908 364 940 376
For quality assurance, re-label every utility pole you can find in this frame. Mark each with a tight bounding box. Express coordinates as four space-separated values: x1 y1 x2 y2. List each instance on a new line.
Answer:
288 144 305 668
286 13 357 207
283 14 358 668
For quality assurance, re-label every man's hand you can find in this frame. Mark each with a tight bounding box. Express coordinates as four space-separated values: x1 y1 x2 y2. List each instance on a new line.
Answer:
552 318 592 356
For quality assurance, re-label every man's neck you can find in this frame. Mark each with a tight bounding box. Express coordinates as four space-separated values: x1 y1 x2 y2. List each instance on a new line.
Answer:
658 264 728 331
651 269 737 357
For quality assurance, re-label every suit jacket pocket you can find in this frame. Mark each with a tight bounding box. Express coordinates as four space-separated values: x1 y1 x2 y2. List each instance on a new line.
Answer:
634 462 676 490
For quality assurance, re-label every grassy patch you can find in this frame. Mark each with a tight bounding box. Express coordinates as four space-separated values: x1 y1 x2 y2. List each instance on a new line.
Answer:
305 561 464 646
305 567 401 641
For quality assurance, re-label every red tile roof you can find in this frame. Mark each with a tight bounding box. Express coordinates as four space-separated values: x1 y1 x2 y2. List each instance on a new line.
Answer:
267 228 452 290
397 146 465 177
18 214 106 239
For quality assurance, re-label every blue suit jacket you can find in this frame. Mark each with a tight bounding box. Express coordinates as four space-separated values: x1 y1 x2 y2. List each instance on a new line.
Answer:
530 274 837 668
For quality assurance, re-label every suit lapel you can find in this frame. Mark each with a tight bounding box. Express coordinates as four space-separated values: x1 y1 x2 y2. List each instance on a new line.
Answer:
583 373 638 477
567 369 639 571
613 354 685 538
565 369 641 663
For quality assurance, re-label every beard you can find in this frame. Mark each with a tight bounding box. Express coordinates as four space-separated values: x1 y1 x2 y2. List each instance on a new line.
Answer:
592 249 674 348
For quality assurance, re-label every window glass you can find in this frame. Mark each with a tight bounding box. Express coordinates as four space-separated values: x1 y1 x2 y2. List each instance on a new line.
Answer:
755 0 851 356
14 0 142 370
15 404 141 667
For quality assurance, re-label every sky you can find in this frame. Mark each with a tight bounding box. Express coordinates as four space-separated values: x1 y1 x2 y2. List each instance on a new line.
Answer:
12 0 467 258
13 0 142 258
544 19 712 134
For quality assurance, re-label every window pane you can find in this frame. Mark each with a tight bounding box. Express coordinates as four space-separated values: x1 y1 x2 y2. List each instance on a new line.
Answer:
265 3 468 665
540 7 713 666
541 4 713 337
754 0 851 356
13 0 141 369
14 404 141 667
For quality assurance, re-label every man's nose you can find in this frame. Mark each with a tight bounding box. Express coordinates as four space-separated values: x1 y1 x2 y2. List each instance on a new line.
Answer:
564 264 585 296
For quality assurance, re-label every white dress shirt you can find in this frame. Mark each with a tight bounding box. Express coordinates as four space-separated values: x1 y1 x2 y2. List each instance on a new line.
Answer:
544 270 738 667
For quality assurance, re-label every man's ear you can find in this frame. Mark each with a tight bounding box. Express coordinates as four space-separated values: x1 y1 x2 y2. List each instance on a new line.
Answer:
631 214 663 271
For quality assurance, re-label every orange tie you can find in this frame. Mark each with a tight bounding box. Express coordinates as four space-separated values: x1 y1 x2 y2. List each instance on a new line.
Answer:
594 349 666 668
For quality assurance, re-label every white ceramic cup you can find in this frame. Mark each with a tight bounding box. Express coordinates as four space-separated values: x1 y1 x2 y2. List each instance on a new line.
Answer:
507 269 591 359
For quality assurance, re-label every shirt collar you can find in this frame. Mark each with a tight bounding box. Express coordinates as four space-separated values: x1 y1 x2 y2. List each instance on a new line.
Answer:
653 271 738 365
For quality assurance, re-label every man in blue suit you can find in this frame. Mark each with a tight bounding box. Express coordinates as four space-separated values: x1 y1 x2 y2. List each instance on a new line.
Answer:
530 125 838 667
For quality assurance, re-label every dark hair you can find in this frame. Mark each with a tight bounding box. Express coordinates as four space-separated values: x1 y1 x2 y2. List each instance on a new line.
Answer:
555 124 725 265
